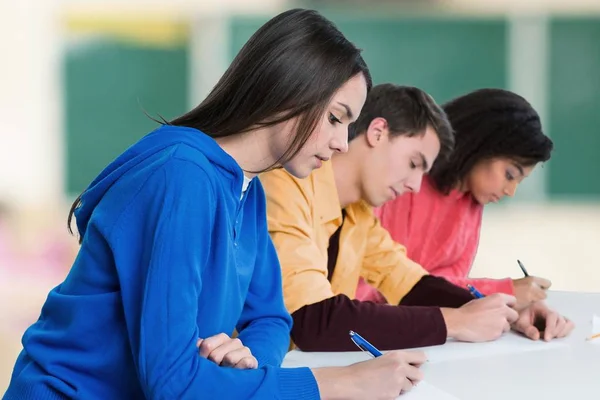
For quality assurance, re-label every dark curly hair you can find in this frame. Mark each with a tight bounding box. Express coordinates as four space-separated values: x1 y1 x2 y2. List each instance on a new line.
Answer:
429 88 553 194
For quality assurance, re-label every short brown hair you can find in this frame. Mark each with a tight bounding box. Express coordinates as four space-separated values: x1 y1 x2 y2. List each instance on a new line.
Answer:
349 84 454 163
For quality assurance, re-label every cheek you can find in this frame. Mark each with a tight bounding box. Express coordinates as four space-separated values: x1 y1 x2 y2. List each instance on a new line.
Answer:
309 125 333 150
472 168 503 195
387 154 408 183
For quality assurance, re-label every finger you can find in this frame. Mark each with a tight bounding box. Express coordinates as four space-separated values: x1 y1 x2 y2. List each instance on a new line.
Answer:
405 364 424 383
512 311 540 340
404 351 428 366
503 320 511 333
400 377 416 394
198 333 232 358
544 312 559 341
533 277 552 290
196 338 203 348
206 339 244 365
523 324 541 340
560 319 575 338
222 346 253 367
234 356 258 370
536 289 548 301
505 307 519 324
552 317 567 340
497 293 518 308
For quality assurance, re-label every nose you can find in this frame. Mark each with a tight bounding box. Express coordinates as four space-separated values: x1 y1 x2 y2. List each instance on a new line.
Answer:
330 128 349 154
504 181 518 197
404 171 424 193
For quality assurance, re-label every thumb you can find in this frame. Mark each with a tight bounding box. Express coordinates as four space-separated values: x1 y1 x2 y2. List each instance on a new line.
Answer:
533 277 552 290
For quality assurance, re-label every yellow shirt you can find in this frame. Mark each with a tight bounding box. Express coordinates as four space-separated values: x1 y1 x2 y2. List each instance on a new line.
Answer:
260 161 427 315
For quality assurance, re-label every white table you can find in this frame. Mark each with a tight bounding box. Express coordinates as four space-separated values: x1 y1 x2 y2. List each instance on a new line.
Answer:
282 291 600 399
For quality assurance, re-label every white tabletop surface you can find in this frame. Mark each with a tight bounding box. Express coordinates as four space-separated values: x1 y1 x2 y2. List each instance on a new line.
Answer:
282 291 600 399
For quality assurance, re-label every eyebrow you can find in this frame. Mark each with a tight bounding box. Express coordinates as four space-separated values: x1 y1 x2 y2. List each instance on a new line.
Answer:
336 102 354 120
419 152 430 172
512 162 525 176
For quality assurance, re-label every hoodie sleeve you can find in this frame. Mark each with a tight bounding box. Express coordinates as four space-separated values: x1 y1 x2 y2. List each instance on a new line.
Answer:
235 182 294 368
107 156 319 400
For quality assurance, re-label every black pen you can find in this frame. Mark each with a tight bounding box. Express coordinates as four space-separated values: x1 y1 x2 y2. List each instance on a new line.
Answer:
517 259 529 277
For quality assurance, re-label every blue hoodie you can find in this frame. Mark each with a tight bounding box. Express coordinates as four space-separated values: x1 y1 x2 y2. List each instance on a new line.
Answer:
3 125 320 400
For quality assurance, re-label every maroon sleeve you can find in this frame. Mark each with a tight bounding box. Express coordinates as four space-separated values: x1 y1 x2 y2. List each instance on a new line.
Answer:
291 294 447 352
290 276 475 352
400 275 475 308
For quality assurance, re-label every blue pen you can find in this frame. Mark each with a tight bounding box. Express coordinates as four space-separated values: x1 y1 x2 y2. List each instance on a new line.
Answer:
466 283 485 299
349 330 383 358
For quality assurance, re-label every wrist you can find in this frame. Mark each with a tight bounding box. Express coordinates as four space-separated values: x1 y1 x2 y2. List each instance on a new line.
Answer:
440 307 462 338
312 367 351 400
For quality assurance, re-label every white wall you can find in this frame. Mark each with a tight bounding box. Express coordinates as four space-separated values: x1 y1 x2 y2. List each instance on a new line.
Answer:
0 1 63 210
472 203 600 293
0 0 288 213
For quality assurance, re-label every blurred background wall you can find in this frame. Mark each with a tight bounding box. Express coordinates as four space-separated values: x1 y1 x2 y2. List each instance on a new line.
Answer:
1 0 599 391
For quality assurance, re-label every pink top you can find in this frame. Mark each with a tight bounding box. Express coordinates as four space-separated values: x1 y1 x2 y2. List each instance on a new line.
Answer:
355 176 514 302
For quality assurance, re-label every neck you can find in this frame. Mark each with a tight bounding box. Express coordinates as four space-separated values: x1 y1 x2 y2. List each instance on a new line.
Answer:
332 141 364 208
456 179 470 193
214 127 279 179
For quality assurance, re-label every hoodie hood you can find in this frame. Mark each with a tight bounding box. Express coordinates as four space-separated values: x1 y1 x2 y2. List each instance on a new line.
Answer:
74 125 244 238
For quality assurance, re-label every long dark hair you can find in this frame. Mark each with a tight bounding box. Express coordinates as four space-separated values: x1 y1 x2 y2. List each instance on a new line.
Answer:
68 8 371 238
171 8 371 166
429 88 553 194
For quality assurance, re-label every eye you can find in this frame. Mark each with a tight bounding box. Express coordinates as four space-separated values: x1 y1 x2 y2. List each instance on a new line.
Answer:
410 161 417 169
328 112 342 125
505 171 515 181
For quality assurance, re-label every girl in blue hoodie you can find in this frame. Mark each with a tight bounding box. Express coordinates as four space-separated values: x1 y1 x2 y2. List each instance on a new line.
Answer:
3 8 428 400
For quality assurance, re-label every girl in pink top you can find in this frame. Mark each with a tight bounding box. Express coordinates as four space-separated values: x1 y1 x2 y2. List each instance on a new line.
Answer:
356 88 553 308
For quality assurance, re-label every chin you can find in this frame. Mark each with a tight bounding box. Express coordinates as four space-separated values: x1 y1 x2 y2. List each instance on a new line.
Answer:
283 163 312 179
472 194 487 205
364 195 382 208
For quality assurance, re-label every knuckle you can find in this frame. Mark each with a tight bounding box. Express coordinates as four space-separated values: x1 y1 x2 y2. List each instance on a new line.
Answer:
222 354 232 364
395 363 407 375
232 338 242 347
414 369 424 381
203 341 214 351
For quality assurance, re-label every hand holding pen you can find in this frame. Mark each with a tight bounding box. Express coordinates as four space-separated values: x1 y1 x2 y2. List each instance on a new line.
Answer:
342 331 426 396
438 285 518 342
512 259 552 307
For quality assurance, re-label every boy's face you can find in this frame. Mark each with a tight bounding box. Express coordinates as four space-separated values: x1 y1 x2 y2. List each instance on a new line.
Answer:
359 122 440 207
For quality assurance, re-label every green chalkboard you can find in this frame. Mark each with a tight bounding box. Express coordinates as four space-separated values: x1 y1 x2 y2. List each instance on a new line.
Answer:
548 18 600 198
64 40 188 195
229 14 507 104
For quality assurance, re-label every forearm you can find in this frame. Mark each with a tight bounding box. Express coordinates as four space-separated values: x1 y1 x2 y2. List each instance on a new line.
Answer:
457 277 514 295
291 294 447 351
237 317 292 367
400 275 474 308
